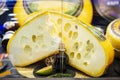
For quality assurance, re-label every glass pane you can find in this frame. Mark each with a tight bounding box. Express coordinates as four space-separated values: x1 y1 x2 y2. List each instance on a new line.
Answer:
0 0 119 79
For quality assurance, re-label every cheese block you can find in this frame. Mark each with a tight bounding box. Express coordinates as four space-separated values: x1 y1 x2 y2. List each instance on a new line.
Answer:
7 11 114 77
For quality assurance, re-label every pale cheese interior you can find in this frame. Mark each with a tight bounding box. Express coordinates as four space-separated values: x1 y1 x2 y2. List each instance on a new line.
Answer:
9 13 106 76
48 14 106 76
9 15 61 66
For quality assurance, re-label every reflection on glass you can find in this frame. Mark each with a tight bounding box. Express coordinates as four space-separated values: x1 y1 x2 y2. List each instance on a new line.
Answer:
23 0 83 17
93 0 120 21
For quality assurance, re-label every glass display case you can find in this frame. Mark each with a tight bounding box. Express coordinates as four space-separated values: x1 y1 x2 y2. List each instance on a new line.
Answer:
0 0 120 79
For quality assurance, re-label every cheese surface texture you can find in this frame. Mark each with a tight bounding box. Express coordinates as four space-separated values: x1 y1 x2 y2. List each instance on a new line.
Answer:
7 12 114 77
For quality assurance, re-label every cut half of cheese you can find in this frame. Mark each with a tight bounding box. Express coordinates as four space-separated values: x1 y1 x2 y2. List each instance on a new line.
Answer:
7 11 114 77
7 13 61 66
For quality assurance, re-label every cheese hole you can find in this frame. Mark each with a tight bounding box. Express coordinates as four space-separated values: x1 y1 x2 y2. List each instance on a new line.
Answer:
70 52 74 58
75 25 78 30
64 23 71 32
86 40 94 52
57 18 62 24
32 35 36 42
83 62 88 66
41 44 47 48
24 45 32 54
68 31 72 38
36 35 44 44
73 42 79 51
77 53 81 59
87 40 90 44
21 36 29 44
63 36 66 42
59 32 62 38
72 32 78 39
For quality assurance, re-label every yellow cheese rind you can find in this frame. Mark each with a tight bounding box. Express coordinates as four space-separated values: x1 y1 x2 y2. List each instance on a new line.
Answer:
106 19 120 52
7 11 114 77
7 13 60 66
14 0 93 26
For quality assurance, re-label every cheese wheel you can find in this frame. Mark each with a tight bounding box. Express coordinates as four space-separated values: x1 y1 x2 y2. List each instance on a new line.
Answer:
14 0 93 26
106 18 120 58
7 11 114 77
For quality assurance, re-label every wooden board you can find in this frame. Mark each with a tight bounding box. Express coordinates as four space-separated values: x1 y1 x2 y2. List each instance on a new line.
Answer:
16 67 89 78
16 59 89 78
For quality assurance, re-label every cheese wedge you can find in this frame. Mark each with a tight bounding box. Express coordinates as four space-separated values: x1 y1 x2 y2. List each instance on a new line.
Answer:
7 11 114 77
